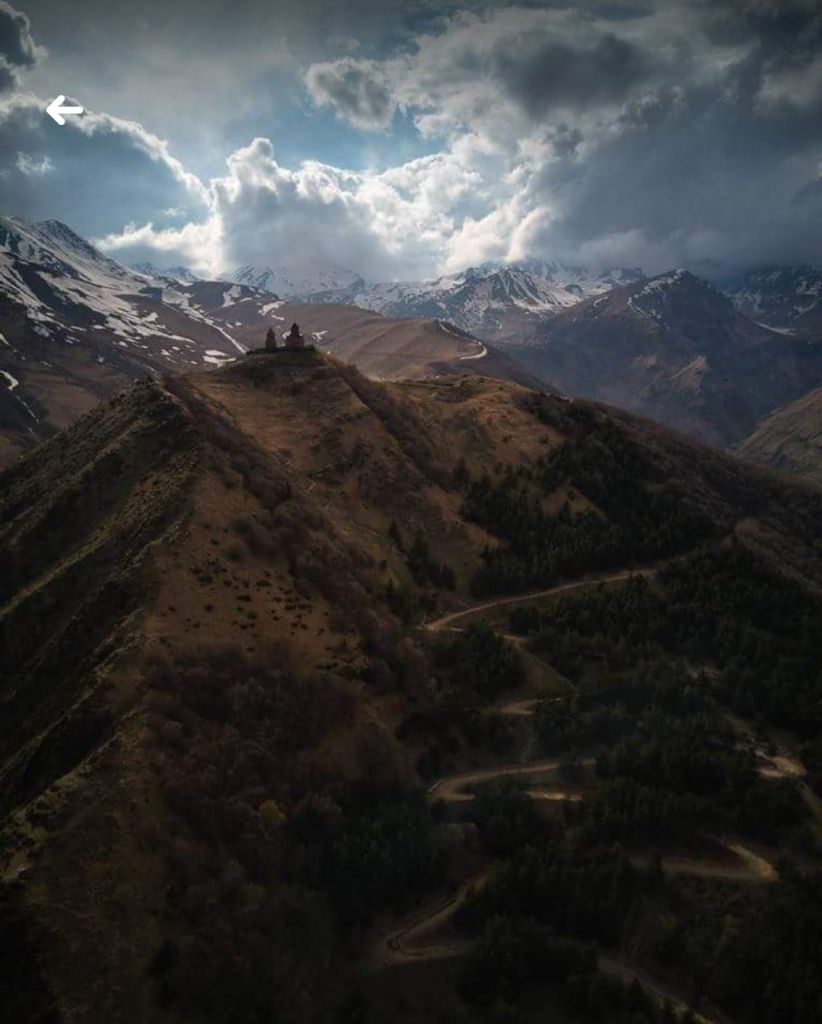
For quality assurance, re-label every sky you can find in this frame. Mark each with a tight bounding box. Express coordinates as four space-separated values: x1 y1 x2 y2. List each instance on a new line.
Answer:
0 0 821 280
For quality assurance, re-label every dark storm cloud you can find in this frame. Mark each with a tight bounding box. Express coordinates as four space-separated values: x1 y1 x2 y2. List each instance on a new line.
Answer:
699 0 822 51
308 6 663 138
0 0 45 91
489 31 648 118
695 1 822 112
3 0 821 276
0 0 41 67
524 61 822 271
306 58 395 130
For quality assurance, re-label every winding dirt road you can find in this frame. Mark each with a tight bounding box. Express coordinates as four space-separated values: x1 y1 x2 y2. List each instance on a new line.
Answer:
425 569 655 633
373 754 776 970
599 956 726 1024
370 570 782 1015
427 757 591 803
371 871 489 970
498 696 545 717
421 571 780 886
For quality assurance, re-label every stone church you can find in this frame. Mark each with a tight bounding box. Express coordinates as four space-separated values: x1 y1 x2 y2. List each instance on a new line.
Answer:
264 323 306 350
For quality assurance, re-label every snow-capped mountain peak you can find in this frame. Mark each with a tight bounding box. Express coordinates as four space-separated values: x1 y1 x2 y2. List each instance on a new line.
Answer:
627 269 732 321
130 261 200 284
353 260 646 343
229 262 366 298
1 217 135 287
221 256 645 343
0 216 280 462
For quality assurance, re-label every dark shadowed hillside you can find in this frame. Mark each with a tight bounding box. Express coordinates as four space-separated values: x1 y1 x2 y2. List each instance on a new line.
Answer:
3 350 822 1024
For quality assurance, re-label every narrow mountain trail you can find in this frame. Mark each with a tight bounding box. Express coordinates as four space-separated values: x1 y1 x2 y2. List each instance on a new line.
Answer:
371 890 726 1023
425 568 656 633
427 757 593 804
424 569 652 700
426 754 777 883
725 713 822 839
368 871 490 970
497 695 546 716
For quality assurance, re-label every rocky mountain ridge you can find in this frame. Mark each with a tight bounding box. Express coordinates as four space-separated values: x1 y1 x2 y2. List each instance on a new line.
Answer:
505 269 822 447
722 265 822 333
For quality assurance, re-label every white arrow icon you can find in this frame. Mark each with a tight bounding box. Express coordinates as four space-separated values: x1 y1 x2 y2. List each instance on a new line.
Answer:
46 95 84 126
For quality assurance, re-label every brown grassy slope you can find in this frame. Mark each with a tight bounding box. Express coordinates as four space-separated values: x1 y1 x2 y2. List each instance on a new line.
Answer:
0 380 199 1023
738 385 822 486
0 379 198 809
0 351 548 1022
195 293 544 388
1 351 563 823
3 350 822 1022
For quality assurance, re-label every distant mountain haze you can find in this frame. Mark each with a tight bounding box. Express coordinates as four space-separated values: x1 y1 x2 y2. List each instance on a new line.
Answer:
224 259 646 344
721 266 822 334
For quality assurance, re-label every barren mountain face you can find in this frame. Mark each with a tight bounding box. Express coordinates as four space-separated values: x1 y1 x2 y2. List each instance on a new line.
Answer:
739 385 822 485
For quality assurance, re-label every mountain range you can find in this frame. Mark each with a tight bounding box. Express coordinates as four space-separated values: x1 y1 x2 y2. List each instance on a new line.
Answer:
139 256 822 347
214 258 643 343
504 269 822 447
0 219 529 466
218 258 822 349
5 215 822 483
231 260 366 297
130 261 201 284
722 265 822 333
